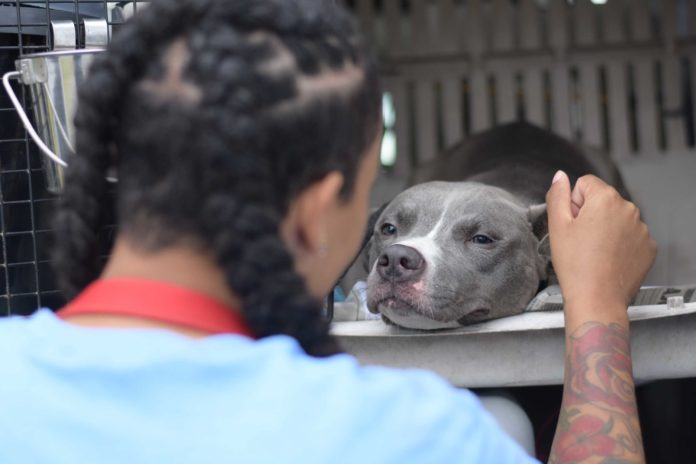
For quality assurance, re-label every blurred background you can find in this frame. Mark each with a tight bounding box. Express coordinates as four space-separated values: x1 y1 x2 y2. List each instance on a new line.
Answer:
1 1 695 461
4 0 695 317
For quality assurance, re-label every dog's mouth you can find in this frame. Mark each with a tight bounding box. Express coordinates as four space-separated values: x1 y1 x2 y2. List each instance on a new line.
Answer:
368 278 432 313
367 275 495 328
376 296 414 315
372 290 493 326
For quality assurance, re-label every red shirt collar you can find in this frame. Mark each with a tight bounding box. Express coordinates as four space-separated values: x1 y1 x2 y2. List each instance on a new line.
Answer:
57 278 254 338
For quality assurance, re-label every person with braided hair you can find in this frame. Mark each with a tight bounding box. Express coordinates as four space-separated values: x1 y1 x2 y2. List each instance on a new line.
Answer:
0 0 655 463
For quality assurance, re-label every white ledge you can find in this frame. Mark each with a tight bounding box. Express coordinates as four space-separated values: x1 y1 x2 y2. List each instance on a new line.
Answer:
332 303 696 388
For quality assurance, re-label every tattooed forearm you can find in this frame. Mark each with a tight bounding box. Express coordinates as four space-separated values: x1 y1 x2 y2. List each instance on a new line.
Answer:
549 322 644 464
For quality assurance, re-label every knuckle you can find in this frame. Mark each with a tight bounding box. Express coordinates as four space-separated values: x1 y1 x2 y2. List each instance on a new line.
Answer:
576 175 595 191
644 235 657 256
580 174 599 183
596 188 617 205
586 174 605 188
628 202 640 219
575 176 587 189
606 186 621 200
586 177 615 197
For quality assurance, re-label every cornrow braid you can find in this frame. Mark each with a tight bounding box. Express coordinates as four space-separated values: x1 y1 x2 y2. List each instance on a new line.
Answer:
52 53 124 298
53 0 208 297
52 0 382 357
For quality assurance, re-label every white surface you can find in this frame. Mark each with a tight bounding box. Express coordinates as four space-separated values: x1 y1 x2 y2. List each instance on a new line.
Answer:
333 303 696 337
332 302 696 388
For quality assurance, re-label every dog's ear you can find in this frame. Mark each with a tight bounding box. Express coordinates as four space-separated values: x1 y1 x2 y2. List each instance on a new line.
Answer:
528 203 552 280
528 203 550 256
527 203 548 240
537 234 551 259
337 202 390 292
364 202 390 253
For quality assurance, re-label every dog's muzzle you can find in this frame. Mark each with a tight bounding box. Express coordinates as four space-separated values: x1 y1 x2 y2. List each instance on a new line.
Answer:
376 244 425 283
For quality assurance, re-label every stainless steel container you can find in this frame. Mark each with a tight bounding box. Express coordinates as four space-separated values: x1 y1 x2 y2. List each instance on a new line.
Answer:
2 49 104 192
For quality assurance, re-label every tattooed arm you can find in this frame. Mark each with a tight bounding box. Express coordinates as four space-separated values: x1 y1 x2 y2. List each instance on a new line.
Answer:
545 173 656 464
549 318 643 463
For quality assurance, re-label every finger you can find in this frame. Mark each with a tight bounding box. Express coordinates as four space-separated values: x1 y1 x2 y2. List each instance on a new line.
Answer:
572 175 610 204
570 183 584 218
572 174 617 217
546 170 573 230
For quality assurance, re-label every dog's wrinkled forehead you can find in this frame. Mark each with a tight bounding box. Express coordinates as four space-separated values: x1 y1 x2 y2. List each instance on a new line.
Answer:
379 181 527 236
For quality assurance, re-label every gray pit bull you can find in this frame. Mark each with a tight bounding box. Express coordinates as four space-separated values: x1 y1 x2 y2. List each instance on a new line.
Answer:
354 122 629 330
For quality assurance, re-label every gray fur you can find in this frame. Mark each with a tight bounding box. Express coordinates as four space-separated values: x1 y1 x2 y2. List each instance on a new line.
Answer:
357 122 629 330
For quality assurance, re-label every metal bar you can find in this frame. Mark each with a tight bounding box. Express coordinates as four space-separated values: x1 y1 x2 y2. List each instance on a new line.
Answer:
0 45 47 50
15 0 24 52
20 80 41 307
46 0 53 50
5 228 54 235
0 188 8 316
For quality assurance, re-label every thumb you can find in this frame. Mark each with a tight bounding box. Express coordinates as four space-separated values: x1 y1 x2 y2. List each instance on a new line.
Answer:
546 170 573 229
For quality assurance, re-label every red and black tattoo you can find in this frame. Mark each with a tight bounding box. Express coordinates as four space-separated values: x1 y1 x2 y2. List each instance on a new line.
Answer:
549 322 644 463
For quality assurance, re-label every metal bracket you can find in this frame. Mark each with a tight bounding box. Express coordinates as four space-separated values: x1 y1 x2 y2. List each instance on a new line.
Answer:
50 20 77 50
17 57 47 85
81 18 108 49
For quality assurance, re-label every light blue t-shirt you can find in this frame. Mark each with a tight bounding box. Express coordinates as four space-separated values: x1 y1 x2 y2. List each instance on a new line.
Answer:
0 310 537 463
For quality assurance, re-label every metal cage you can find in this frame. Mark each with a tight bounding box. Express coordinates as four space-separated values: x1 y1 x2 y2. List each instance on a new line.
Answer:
0 1 145 316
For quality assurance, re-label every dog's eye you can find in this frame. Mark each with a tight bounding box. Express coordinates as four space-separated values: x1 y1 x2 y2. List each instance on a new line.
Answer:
471 234 494 245
380 223 397 236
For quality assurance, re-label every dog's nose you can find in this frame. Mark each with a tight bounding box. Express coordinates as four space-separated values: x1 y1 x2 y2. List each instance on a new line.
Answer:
377 244 425 282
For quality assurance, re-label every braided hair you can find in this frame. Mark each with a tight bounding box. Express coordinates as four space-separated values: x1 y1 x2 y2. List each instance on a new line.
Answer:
52 0 382 357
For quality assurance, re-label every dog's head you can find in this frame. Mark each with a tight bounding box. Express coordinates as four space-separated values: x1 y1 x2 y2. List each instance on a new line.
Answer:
365 181 549 329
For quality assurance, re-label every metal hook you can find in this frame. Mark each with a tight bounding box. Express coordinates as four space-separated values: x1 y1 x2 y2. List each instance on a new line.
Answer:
2 71 68 167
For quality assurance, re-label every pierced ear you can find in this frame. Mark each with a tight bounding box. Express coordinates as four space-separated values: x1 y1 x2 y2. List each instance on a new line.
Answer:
527 203 548 241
